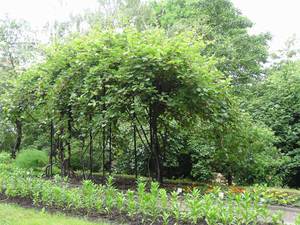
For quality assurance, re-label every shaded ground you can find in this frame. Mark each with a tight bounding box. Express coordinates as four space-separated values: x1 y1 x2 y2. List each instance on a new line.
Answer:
69 173 202 191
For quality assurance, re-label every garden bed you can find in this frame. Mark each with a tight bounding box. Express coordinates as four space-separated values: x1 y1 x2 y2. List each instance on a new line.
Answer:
0 156 288 225
0 193 198 225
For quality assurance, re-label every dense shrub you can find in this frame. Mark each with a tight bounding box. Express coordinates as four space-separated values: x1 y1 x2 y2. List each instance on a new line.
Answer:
0 152 11 164
70 149 101 172
15 149 48 171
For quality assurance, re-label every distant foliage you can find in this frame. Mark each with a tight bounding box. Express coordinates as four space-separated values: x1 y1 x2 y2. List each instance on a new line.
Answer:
245 61 300 186
152 0 270 84
190 112 284 185
15 149 48 170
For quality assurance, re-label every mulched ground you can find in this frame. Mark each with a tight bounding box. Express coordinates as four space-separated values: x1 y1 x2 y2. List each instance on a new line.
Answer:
68 174 204 192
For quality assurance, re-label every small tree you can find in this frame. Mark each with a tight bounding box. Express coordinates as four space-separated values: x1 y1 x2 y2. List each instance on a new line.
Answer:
9 28 233 181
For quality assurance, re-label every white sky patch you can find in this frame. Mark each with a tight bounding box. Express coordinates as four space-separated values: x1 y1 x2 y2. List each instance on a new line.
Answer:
232 0 300 52
0 0 300 51
0 0 98 28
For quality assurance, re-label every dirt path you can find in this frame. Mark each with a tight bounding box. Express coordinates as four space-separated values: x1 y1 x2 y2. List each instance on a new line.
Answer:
270 205 300 225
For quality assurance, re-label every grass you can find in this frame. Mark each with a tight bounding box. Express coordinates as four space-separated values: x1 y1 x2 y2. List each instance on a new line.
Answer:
0 203 111 225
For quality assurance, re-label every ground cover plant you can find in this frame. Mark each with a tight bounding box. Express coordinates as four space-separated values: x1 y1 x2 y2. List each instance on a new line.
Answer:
253 187 300 207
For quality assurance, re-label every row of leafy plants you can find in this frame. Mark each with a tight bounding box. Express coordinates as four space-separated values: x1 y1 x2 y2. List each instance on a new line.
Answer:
9 149 300 209
0 153 287 225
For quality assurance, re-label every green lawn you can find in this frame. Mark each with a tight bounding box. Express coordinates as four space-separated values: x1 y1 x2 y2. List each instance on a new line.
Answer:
0 203 111 225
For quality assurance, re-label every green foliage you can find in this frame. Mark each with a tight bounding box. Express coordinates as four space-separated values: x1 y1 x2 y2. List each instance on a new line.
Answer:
256 186 300 206
0 0 284 187
15 149 48 171
4 27 234 180
245 60 300 186
0 152 11 164
296 214 300 225
0 161 281 225
0 17 38 153
152 0 270 84
189 110 283 185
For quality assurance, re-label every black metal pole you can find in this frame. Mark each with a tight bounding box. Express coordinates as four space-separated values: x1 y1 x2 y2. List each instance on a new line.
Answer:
50 120 54 176
133 116 138 179
109 123 112 174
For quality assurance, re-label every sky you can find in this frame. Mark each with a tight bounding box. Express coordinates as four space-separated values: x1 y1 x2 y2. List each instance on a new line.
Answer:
0 0 299 52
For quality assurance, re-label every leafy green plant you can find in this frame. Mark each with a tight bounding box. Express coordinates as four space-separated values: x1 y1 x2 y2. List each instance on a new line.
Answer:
270 211 284 225
159 189 168 210
126 190 136 217
170 191 181 223
0 152 11 164
162 212 170 225
185 188 202 224
148 182 160 218
296 213 300 225
115 192 125 213
82 180 97 211
0 160 280 225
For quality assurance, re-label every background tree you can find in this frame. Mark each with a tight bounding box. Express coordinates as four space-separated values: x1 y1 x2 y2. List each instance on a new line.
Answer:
152 0 270 84
245 60 300 187
0 17 38 156
191 111 284 185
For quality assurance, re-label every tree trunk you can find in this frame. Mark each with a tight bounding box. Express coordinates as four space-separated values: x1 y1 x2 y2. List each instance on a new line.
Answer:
227 172 233 186
12 119 22 159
